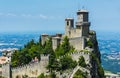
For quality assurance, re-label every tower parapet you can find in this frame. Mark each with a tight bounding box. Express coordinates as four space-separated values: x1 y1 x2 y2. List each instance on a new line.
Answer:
41 34 49 45
65 18 74 37
65 18 74 28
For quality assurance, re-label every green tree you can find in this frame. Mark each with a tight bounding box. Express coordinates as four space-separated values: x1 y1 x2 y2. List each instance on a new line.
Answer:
37 73 46 78
11 50 20 67
55 36 75 57
78 56 86 67
11 37 44 67
43 38 54 55
61 36 71 53
50 72 56 78
60 56 77 70
24 39 35 49
73 69 87 78
87 40 93 48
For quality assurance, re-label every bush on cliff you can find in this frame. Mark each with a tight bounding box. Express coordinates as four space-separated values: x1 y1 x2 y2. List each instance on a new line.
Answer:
87 39 93 48
37 73 46 78
78 56 86 67
73 69 87 78
91 53 105 78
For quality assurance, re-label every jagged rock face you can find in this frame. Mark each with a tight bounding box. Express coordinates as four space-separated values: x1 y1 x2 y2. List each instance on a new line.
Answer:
58 34 104 78
88 34 105 78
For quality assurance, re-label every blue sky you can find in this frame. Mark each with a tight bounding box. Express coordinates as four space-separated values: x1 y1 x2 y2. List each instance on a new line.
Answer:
0 0 120 32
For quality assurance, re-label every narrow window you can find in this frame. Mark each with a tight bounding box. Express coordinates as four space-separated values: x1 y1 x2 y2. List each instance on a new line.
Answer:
67 21 69 26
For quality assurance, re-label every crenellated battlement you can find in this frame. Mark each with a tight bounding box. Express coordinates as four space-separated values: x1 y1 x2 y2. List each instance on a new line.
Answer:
2 48 93 78
2 55 49 78
58 48 92 64
40 54 49 61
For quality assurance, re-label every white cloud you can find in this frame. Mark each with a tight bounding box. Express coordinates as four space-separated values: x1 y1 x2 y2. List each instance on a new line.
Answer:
0 13 63 20
6 13 17 17
21 14 49 19
39 14 48 19
21 14 26 17
21 14 33 17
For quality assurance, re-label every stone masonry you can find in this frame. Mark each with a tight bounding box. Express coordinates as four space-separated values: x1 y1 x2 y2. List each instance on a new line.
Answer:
41 9 90 51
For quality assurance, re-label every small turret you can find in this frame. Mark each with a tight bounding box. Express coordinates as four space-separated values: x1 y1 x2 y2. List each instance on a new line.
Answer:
41 34 49 45
65 18 74 28
65 18 74 37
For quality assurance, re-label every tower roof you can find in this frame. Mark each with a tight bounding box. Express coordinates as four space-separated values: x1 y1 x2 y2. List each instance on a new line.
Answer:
77 9 88 13
65 18 74 21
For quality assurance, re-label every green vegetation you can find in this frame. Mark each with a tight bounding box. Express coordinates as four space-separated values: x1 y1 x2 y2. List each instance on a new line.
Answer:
47 53 77 72
91 53 105 78
37 73 46 78
37 72 56 78
47 36 76 72
11 35 76 72
11 35 104 78
50 72 56 78
73 69 87 78
80 49 90 54
47 51 60 71
89 31 95 35
55 36 75 57
11 37 53 67
0 76 5 78
60 56 77 70
78 56 86 67
86 39 93 48
22 75 29 78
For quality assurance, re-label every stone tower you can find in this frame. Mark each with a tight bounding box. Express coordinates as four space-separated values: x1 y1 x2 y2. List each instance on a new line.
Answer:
65 18 74 37
2 63 12 78
76 9 90 37
41 34 49 45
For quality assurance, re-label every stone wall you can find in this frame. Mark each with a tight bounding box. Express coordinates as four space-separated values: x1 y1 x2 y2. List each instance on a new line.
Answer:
52 35 86 51
70 52 90 64
59 51 90 64
69 37 86 51
2 51 92 78
65 28 82 38
2 63 11 78
12 62 47 78
2 55 49 78
12 55 49 78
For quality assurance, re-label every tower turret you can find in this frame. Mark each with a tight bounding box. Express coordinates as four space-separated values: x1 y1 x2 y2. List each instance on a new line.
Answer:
76 9 91 37
65 18 74 37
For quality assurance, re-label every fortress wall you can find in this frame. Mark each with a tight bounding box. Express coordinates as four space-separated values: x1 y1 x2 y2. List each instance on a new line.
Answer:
69 28 76 38
69 37 85 51
68 28 82 38
74 29 82 37
59 52 90 65
12 55 49 78
2 63 11 78
70 52 90 64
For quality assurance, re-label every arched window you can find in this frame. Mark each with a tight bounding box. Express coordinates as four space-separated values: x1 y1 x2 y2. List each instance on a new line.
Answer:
67 21 69 26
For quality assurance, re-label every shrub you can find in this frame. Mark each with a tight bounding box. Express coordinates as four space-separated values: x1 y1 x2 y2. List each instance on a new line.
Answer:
78 56 86 67
73 69 87 78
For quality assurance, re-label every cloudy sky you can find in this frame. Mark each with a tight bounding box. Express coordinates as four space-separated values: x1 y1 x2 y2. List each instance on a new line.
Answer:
0 0 120 32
